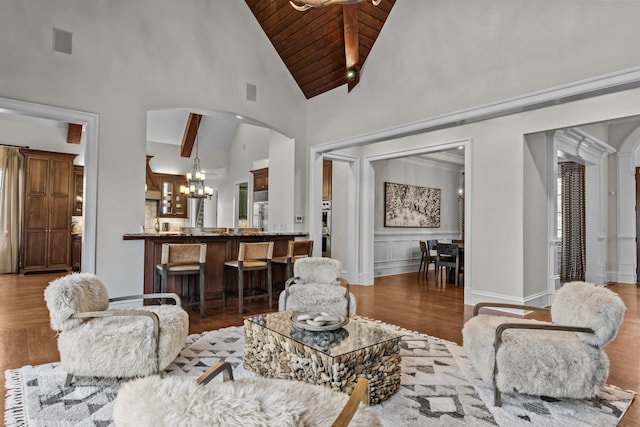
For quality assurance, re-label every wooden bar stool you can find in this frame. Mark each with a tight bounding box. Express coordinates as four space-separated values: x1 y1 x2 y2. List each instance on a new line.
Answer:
272 240 314 280
155 243 207 317
222 241 273 314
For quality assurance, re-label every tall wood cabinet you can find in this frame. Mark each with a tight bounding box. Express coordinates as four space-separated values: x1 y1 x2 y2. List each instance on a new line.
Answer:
322 160 332 201
21 149 76 273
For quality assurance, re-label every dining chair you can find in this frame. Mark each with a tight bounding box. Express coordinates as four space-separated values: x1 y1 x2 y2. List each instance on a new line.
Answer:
418 240 438 280
272 239 314 279
223 241 274 314
435 243 462 286
418 241 428 279
155 243 207 317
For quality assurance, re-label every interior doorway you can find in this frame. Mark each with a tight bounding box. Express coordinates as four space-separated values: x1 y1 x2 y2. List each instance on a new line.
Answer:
0 97 98 274
235 181 248 228
636 167 640 283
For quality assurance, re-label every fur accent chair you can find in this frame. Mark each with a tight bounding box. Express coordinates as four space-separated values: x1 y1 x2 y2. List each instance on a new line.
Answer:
462 281 625 406
113 362 381 427
44 273 189 386
278 257 356 317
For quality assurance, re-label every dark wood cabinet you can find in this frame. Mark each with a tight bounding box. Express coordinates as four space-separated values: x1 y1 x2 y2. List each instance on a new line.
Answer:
251 167 269 191
73 165 83 216
71 234 82 271
158 173 188 218
323 159 332 201
21 149 75 273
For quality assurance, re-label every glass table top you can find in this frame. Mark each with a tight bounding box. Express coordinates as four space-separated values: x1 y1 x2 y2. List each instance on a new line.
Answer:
245 310 402 357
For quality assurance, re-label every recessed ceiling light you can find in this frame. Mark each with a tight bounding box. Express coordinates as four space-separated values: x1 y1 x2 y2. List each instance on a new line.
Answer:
235 115 243 119
457 146 464 150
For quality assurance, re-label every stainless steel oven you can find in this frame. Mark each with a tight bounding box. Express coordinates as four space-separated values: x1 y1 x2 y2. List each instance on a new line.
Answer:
322 201 331 257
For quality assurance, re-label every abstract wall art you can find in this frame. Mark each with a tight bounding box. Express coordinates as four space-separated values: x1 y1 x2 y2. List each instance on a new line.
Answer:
384 182 441 227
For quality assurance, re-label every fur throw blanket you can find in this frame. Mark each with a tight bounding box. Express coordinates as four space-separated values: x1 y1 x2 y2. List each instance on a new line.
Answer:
113 375 381 427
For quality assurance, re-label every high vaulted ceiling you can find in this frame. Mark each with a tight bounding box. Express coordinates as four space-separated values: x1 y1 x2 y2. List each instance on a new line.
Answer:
245 0 396 99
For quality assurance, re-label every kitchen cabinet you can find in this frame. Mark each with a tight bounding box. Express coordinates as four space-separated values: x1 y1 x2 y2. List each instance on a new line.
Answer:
158 173 188 218
73 165 83 216
21 149 75 273
323 159 332 201
71 234 82 271
251 167 269 191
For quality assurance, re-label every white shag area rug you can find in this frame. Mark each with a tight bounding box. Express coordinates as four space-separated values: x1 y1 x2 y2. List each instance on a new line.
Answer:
4 319 636 426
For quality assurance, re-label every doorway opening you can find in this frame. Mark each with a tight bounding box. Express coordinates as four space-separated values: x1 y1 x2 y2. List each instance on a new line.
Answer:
0 97 98 274
235 182 248 228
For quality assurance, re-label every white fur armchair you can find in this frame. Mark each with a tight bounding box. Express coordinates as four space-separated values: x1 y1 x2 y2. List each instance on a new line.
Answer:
44 273 188 386
113 361 381 426
462 281 625 406
278 257 356 317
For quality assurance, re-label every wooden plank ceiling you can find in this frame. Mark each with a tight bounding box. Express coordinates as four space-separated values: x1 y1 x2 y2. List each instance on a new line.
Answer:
245 0 396 99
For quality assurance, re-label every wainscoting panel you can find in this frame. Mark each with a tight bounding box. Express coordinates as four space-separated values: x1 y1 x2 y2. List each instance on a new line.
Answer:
374 231 459 277
617 235 636 284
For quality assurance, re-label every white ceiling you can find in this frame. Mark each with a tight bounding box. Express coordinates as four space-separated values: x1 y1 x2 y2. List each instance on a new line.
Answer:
146 109 269 151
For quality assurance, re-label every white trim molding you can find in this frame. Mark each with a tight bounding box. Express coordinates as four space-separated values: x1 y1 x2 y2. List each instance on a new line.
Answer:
616 126 640 284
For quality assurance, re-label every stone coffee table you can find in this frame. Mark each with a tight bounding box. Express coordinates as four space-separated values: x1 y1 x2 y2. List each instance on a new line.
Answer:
243 310 402 404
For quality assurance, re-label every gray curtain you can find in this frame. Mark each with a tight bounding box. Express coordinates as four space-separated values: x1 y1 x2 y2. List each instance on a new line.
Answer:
0 146 23 273
560 162 586 282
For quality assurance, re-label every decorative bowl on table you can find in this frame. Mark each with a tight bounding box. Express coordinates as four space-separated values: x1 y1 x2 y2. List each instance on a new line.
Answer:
289 325 349 352
291 311 348 332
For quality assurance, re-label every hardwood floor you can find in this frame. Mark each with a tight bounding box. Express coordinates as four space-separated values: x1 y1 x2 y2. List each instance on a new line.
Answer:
1 271 637 425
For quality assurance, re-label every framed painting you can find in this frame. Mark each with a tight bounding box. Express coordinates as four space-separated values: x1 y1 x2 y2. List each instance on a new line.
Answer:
384 182 441 227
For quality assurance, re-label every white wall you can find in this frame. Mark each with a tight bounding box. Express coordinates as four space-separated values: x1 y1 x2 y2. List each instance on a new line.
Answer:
369 156 463 276
332 87 640 305
523 132 550 304
3 0 640 303
304 0 640 302
306 1 640 146
0 118 84 164
218 124 270 228
373 157 462 233
0 0 306 297
268 131 295 231
330 160 350 270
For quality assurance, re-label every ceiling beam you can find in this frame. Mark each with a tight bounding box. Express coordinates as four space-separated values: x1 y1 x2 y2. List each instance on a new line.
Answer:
67 123 83 144
180 113 202 158
343 4 360 91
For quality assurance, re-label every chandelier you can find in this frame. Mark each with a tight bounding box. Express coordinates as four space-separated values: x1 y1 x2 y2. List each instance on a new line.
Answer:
290 0 381 12
180 136 213 199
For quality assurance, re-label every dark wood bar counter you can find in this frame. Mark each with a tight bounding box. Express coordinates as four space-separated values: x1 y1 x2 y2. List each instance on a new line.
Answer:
123 231 308 311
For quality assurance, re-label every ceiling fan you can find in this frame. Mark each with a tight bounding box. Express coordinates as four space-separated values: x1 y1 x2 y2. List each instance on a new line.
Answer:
289 0 381 12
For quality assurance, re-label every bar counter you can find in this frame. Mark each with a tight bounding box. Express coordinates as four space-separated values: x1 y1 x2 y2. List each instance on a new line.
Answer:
123 231 308 309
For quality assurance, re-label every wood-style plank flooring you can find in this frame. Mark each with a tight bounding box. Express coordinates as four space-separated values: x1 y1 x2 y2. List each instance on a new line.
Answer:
0 271 637 425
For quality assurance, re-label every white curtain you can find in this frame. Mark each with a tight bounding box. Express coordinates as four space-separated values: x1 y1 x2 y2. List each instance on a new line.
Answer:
0 146 23 273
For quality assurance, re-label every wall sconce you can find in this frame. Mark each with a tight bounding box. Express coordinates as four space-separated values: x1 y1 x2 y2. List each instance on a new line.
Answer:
458 188 464 199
